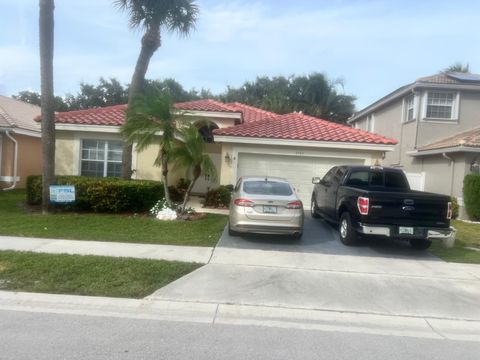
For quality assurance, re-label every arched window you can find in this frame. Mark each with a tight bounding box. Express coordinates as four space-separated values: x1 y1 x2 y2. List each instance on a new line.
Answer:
195 121 219 143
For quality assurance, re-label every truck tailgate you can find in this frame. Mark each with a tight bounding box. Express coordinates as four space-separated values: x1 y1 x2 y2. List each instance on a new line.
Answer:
365 191 450 228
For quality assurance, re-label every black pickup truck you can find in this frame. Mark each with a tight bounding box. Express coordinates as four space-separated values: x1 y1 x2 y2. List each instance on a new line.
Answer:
311 165 454 249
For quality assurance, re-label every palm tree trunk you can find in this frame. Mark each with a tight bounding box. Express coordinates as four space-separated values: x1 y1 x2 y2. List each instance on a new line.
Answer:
122 23 161 179
181 165 202 213
39 0 55 214
181 174 200 213
161 150 171 205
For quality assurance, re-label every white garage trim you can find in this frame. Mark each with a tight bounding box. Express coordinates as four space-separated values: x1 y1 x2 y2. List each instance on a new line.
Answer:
214 135 395 152
235 150 368 206
230 144 372 186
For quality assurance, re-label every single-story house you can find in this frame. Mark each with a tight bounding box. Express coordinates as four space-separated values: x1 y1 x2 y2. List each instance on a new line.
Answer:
41 99 397 206
0 95 42 189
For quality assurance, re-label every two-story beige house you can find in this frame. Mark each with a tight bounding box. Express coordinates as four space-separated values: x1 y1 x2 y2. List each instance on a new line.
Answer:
349 72 480 218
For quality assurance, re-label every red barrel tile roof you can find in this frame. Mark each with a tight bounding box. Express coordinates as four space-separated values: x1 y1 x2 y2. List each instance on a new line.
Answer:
418 127 480 151
226 102 278 123
214 112 397 145
49 104 128 126
175 99 240 113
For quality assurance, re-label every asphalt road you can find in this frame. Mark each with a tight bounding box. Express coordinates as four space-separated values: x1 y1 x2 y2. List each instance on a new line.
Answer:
1 310 479 360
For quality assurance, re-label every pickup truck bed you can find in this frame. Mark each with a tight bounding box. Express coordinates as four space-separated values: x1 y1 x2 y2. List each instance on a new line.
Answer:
311 165 453 249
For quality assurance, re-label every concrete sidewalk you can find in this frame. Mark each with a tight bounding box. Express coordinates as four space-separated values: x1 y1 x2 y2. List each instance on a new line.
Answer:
0 235 213 263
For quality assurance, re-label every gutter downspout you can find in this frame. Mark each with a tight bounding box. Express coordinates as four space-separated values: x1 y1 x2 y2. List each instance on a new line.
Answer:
3 130 18 191
442 152 455 197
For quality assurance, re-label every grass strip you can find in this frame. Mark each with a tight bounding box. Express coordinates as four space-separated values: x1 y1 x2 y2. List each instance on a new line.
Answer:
429 220 480 264
0 190 227 247
0 250 200 298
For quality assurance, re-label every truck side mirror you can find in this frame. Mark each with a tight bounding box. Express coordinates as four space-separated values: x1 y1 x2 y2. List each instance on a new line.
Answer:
312 177 321 184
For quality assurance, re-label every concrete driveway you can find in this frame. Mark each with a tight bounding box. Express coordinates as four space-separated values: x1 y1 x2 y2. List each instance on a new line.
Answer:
149 213 480 322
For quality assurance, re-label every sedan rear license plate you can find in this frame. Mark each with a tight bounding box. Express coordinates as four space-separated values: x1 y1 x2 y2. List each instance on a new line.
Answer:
263 205 277 214
399 226 414 235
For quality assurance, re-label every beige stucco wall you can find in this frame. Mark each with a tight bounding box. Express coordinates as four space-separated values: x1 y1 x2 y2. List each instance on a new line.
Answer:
55 131 76 175
0 133 42 188
54 131 218 188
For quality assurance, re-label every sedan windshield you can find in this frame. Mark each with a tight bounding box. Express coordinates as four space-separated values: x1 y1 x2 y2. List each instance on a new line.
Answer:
243 181 293 196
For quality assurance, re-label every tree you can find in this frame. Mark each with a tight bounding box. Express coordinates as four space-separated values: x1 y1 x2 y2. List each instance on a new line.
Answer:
13 90 69 111
114 0 199 179
39 0 55 214
120 91 176 205
172 122 217 213
64 77 128 110
220 73 356 123
444 62 470 73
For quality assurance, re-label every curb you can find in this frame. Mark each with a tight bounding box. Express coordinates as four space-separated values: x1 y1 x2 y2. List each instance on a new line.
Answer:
1 291 479 342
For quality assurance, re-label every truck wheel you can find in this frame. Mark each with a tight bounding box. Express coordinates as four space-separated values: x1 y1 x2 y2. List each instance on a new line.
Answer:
339 212 358 246
410 238 432 250
311 197 321 218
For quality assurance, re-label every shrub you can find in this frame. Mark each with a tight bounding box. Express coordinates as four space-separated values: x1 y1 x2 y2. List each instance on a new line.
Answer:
451 197 459 220
464 174 480 220
204 184 233 208
26 175 164 213
168 178 191 203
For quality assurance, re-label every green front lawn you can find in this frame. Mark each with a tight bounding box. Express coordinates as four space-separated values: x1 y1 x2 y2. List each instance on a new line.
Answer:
0 250 200 298
429 220 480 264
0 190 227 247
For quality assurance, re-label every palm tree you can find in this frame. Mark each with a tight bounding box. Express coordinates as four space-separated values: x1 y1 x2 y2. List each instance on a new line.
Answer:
444 62 470 73
120 91 177 205
172 123 217 213
39 0 56 214
114 0 199 179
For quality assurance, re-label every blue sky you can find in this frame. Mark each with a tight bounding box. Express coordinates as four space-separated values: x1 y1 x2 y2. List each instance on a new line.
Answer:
1 0 480 109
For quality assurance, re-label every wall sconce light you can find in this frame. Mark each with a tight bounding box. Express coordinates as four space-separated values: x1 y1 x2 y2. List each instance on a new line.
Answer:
225 152 231 163
470 161 479 173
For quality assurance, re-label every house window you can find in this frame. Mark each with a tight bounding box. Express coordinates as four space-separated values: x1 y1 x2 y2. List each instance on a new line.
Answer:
81 139 123 177
404 94 415 122
425 92 457 120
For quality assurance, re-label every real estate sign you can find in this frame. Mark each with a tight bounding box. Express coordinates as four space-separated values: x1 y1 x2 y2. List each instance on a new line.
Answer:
49 185 76 203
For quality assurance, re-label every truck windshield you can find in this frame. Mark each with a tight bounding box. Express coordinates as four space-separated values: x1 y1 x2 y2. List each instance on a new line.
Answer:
346 170 409 189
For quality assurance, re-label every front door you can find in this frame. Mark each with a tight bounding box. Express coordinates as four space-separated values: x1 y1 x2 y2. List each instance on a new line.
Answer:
191 153 221 194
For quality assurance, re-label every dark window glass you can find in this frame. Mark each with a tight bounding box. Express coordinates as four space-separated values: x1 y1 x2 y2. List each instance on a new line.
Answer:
346 171 369 187
385 171 409 189
243 181 293 196
346 170 409 189
322 168 336 183
369 171 383 186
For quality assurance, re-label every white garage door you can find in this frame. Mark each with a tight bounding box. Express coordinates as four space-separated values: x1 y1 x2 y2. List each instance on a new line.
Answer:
237 153 364 206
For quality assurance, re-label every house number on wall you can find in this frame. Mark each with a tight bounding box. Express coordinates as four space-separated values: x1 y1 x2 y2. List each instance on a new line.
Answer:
295 151 305 155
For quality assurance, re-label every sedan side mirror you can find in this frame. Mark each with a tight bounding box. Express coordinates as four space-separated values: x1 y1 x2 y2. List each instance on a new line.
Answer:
312 177 321 184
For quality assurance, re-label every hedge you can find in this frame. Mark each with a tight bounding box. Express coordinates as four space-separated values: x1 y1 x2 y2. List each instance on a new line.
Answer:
464 174 480 220
26 175 164 213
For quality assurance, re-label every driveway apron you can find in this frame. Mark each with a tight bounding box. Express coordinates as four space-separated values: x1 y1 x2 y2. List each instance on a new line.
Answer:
149 214 480 321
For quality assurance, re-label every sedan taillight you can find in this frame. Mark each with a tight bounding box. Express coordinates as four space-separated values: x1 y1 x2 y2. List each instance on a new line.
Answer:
357 197 369 215
286 200 303 209
447 201 452 220
234 198 254 207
